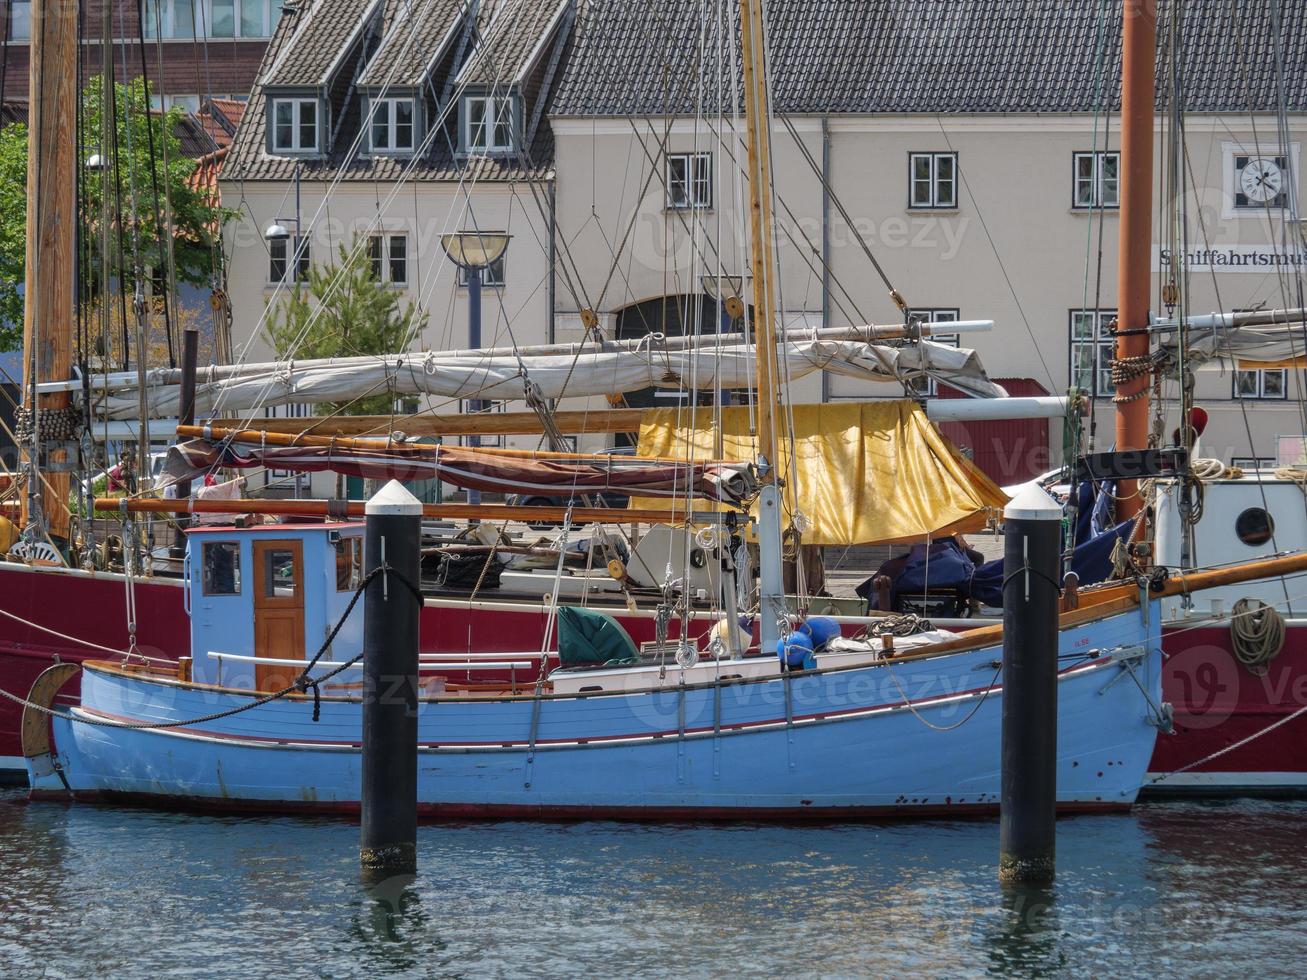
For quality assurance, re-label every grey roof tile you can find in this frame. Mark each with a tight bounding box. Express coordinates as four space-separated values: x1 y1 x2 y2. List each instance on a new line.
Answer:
458 0 572 86
356 0 466 89
262 0 386 88
222 0 564 184
552 0 1307 116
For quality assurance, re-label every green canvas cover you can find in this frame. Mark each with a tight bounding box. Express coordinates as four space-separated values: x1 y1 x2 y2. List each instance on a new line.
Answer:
557 606 640 667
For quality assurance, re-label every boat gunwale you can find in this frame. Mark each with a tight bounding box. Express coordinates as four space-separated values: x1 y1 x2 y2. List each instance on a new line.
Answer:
77 593 1144 705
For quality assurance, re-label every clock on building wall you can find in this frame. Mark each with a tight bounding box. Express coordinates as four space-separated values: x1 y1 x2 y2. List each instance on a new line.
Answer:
1234 155 1288 207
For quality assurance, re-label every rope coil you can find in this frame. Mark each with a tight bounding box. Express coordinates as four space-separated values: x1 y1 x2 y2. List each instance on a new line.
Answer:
1229 597 1286 675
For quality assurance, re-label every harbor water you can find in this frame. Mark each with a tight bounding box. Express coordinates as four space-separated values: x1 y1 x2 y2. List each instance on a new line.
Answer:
2 790 1305 977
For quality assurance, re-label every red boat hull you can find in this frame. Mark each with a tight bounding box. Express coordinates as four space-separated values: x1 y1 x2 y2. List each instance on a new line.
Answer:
4 561 1303 794
1148 621 1307 795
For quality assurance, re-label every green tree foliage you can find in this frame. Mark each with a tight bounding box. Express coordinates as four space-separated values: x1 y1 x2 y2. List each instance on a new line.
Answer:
0 75 232 350
265 239 422 415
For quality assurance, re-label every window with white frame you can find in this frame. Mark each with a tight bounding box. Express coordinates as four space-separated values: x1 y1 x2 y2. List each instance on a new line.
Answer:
144 0 282 39
907 310 960 396
457 253 505 288
909 152 958 209
270 97 318 153
263 403 311 486
1073 151 1120 208
1070 309 1117 397
8 1 30 40
268 236 311 284
666 152 713 209
369 98 415 154
367 234 408 285
150 93 201 113
1234 366 1287 400
462 95 514 153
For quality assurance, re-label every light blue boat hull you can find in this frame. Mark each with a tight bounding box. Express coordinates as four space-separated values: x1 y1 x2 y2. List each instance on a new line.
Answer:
31 604 1164 819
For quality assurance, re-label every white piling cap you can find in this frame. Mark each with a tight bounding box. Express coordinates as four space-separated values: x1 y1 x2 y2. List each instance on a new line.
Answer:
1004 483 1062 522
365 479 423 516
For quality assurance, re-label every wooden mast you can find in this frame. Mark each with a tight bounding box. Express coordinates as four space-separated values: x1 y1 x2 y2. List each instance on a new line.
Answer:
737 0 787 650
20 0 78 544
1113 0 1157 519
737 0 782 474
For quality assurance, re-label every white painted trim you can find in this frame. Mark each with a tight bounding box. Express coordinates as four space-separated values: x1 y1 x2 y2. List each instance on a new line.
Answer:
0 755 24 774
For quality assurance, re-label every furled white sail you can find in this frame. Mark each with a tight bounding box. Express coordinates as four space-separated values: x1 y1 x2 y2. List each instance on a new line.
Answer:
91 337 1007 420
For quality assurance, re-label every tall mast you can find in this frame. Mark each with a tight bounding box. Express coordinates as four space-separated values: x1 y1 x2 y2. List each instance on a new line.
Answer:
738 0 781 472
738 0 786 649
20 0 77 545
1113 0 1157 519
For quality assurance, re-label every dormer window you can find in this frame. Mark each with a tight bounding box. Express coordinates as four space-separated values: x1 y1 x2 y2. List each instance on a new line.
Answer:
462 94 514 154
270 97 319 154
369 98 416 155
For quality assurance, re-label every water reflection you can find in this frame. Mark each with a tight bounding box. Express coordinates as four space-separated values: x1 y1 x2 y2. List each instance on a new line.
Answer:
0 792 1304 976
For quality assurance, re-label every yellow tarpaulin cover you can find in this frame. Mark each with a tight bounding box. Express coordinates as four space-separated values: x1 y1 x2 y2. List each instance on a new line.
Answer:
632 401 1010 546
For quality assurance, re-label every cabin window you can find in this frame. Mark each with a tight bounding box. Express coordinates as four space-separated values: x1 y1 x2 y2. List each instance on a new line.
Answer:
335 537 363 591
262 547 299 597
1235 508 1275 546
202 541 242 595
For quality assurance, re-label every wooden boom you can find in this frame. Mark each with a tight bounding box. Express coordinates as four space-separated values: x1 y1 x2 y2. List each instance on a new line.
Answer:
207 409 649 439
93 497 712 526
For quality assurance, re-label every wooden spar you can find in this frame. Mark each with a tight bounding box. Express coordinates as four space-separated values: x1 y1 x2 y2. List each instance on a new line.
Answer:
51 320 990 393
208 409 652 439
738 0 781 477
93 497 710 526
1084 550 1307 603
20 0 78 543
175 424 730 465
1113 0 1157 519
210 395 1072 440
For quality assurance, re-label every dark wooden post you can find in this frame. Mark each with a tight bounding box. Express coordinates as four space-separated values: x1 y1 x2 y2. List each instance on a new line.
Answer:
170 328 200 558
999 484 1062 884
360 480 423 877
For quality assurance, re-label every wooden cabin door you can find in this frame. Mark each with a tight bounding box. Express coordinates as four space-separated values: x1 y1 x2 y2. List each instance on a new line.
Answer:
252 540 305 693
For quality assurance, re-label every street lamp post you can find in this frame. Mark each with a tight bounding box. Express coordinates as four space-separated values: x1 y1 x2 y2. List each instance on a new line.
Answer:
440 232 511 506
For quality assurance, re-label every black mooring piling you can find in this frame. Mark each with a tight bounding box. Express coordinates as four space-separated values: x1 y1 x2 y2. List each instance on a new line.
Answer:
360 480 423 877
999 484 1062 885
